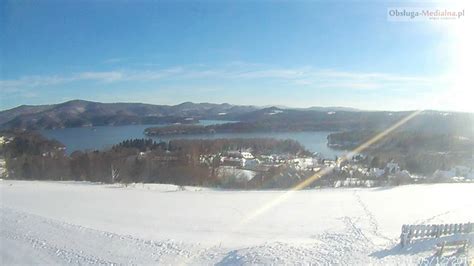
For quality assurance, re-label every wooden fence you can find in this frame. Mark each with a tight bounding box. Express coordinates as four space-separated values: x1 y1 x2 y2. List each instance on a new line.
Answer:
400 222 473 247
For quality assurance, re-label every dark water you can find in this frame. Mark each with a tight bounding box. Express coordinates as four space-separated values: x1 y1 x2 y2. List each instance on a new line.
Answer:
40 120 343 158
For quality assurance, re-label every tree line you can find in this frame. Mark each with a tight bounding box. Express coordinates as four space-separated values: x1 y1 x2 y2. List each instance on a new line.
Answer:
328 130 473 175
1 131 310 187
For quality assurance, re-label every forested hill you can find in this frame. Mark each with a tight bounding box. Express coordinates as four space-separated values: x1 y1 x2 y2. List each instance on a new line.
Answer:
1 100 473 139
0 100 257 130
1 100 364 130
146 108 473 138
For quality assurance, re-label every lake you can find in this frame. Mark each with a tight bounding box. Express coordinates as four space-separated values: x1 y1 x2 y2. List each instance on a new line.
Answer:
40 120 344 158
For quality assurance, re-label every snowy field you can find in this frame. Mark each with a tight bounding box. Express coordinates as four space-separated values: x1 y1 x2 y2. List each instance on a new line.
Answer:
1 180 473 265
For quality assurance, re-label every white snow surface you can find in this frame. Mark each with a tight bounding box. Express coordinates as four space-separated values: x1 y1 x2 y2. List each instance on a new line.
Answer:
1 180 473 265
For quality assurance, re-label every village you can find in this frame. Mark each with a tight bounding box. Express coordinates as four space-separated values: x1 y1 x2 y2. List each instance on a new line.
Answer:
198 148 474 189
1 131 473 189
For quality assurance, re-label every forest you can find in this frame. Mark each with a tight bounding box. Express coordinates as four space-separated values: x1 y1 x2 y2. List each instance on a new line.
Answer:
0 131 310 187
328 130 473 175
145 109 473 138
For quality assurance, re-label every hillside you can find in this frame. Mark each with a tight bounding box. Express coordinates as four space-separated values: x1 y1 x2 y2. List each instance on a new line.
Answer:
0 100 257 130
1 101 472 140
0 100 369 130
1 181 473 264
147 108 474 137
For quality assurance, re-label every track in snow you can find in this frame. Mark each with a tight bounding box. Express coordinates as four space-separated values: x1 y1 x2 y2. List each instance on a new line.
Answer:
1 181 473 265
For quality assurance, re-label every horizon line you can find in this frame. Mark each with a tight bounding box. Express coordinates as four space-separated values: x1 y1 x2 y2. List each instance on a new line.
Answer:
1 98 472 114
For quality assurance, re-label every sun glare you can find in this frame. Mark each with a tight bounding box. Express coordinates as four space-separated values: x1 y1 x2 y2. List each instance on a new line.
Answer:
438 1 473 112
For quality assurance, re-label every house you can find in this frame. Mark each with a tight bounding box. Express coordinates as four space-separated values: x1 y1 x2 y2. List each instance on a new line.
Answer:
240 152 254 159
385 162 400 174
291 157 317 170
323 159 336 168
343 178 361 187
224 150 254 159
337 178 376 187
370 168 385 178
219 151 257 168
259 154 287 166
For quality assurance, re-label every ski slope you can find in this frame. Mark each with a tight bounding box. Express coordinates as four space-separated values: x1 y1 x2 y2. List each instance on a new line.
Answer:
1 180 473 265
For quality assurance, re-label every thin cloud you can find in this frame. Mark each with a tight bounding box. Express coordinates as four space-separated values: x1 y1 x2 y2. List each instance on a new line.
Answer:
77 72 124 82
0 64 446 94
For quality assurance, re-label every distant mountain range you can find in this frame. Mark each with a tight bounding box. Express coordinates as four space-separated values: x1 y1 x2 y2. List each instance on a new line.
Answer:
0 100 365 130
146 106 473 138
264 105 361 112
1 100 472 138
0 100 257 130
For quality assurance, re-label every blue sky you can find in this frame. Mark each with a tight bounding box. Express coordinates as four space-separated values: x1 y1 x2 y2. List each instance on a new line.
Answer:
1 0 472 111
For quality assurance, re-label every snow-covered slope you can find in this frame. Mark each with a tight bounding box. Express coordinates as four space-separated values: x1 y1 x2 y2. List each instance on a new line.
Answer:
1 180 473 265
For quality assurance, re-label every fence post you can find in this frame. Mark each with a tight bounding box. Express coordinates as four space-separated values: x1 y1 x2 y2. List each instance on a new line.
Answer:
401 222 472 246
400 225 407 247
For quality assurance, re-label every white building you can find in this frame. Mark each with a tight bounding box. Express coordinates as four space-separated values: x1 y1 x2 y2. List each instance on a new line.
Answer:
240 152 254 159
385 162 400 174
292 158 317 170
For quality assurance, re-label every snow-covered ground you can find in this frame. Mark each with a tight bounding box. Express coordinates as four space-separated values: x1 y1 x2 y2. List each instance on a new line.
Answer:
1 180 473 265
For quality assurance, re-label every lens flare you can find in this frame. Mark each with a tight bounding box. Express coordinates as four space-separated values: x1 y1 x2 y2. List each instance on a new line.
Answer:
434 1 473 112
